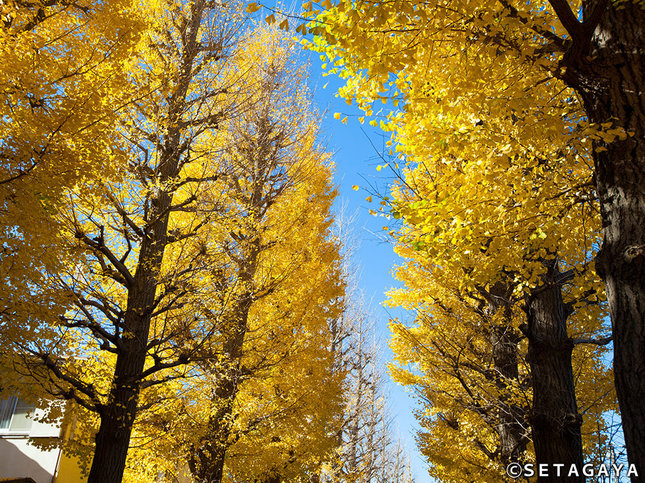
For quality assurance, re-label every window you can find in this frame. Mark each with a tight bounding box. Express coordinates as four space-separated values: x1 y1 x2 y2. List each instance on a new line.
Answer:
0 395 35 432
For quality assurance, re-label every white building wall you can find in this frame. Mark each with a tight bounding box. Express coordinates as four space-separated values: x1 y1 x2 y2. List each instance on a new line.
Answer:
0 407 63 483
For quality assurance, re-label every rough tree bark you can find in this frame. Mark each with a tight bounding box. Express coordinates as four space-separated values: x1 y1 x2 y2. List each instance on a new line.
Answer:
87 1 207 480
486 283 528 465
523 260 583 482
552 1 645 478
491 323 527 464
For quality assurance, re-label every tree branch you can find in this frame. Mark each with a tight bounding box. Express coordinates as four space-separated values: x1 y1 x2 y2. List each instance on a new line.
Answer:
33 351 103 412
75 228 134 287
571 336 612 346
547 0 584 42
498 0 568 52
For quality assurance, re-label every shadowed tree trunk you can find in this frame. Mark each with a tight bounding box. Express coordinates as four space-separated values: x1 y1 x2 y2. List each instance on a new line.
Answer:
555 1 645 477
189 241 259 483
490 321 527 464
484 282 528 465
87 2 208 480
523 259 583 482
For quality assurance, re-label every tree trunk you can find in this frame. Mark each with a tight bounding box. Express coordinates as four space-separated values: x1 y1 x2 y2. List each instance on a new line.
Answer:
524 260 583 482
255 475 281 483
89 388 138 482
560 3 645 478
87 3 206 479
490 323 526 464
189 241 259 483
88 188 173 482
486 283 528 465
189 311 249 483
89 350 145 480
189 375 238 482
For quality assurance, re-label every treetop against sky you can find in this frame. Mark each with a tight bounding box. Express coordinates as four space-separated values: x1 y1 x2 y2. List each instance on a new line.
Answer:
3 0 643 481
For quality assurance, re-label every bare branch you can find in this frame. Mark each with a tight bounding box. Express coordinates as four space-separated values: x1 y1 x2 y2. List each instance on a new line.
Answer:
75 228 134 287
571 336 612 346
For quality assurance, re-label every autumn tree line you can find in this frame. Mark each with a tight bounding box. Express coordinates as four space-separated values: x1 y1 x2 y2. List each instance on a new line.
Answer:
2 0 645 482
301 0 644 481
0 1 415 482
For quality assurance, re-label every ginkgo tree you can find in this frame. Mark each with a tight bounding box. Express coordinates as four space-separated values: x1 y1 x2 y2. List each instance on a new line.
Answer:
302 0 645 475
377 111 617 479
380 89 613 470
0 0 145 365
115 27 347 482
387 210 615 482
318 211 416 483
0 2 348 482
332 301 416 483
296 0 643 476
184 45 345 483
4 0 250 479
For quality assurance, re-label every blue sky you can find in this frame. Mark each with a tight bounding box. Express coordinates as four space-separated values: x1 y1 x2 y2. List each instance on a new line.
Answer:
303 48 431 482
